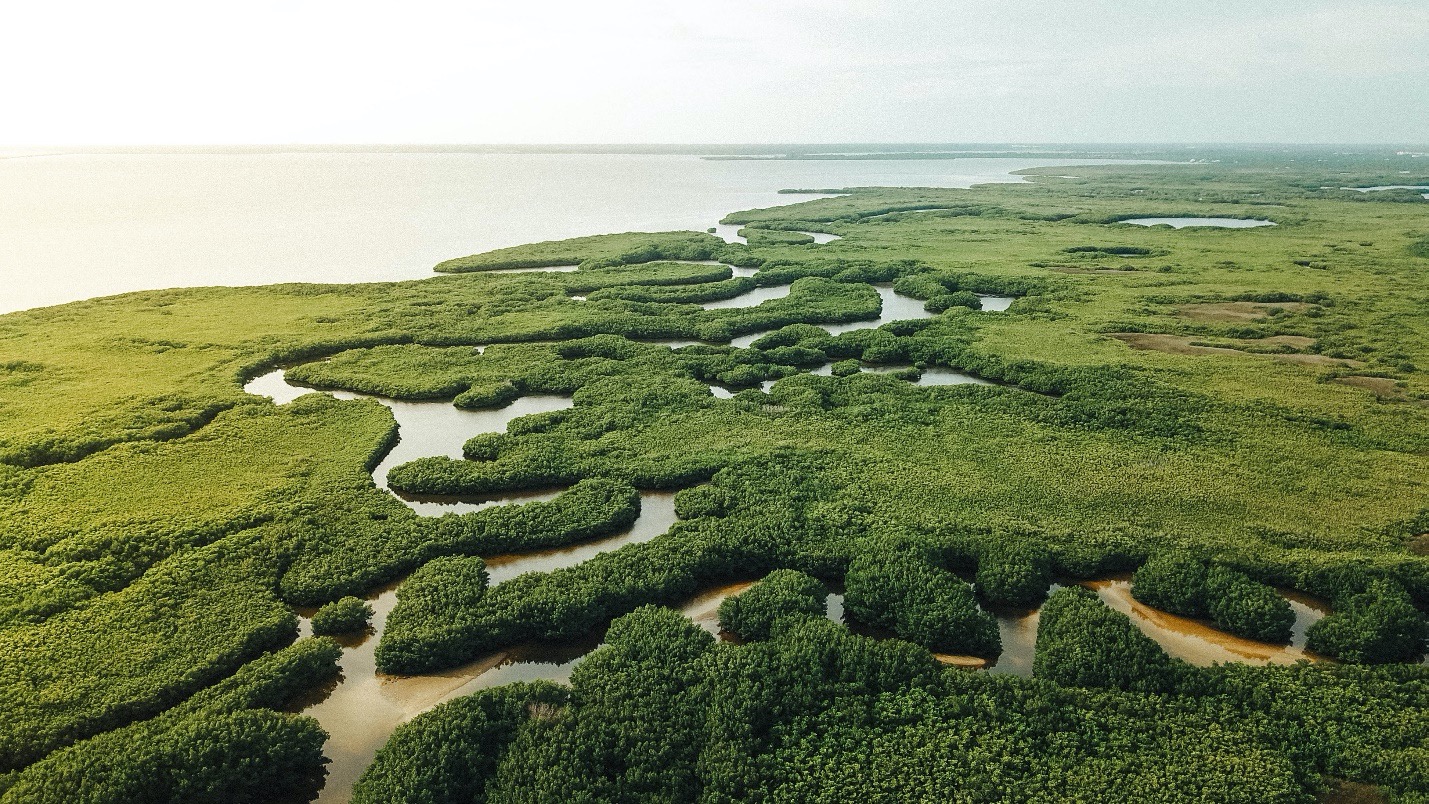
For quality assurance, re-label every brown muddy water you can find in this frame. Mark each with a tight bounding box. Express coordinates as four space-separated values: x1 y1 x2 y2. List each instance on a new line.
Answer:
301 491 679 803
298 560 1328 802
1086 578 1328 665
826 577 1326 677
681 582 758 636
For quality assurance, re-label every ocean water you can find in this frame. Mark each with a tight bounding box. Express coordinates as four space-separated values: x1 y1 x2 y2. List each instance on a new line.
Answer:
1 150 1128 314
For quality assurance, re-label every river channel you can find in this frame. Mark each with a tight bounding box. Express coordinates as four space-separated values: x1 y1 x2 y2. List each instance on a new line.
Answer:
244 262 1325 802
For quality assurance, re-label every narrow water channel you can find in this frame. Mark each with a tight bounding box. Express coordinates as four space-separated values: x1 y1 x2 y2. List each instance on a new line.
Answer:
291 540 1326 802
244 370 573 515
244 367 683 801
709 223 839 246
236 273 1152 803
702 284 793 309
1344 185 1429 200
816 579 1327 677
1086 578 1327 665
241 262 1319 801
299 492 680 803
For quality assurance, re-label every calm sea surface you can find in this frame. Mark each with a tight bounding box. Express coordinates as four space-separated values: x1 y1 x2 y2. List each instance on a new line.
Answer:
1 151 1125 314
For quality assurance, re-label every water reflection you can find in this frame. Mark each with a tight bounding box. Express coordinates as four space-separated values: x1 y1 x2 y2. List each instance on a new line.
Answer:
707 363 994 398
986 608 1040 676
353 392 572 514
242 369 312 406
483 492 677 585
918 367 995 386
977 294 1014 312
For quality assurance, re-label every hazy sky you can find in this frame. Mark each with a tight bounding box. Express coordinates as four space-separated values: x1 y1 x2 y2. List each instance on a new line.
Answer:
4 0 1426 144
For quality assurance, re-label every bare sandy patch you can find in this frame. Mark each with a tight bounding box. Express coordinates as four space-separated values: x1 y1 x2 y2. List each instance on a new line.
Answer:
1257 335 1317 349
1332 375 1429 406
1110 333 1364 367
933 653 988 669
1334 376 1401 396
1317 779 1388 804
1110 333 1244 357
1271 353 1365 368
1177 301 1310 323
1047 265 1141 274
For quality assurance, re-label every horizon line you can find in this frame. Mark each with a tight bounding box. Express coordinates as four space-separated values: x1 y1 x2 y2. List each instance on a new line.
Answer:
4 142 1429 150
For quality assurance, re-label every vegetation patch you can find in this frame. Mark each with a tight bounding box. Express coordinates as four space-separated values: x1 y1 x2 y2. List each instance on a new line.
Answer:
1132 553 1296 643
1306 580 1428 663
1 152 1427 801
433 231 732 273
717 569 827 641
310 596 373 635
355 604 1429 803
1064 245 1156 256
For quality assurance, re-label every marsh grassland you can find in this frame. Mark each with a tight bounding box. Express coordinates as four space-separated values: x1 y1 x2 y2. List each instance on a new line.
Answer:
0 152 1426 803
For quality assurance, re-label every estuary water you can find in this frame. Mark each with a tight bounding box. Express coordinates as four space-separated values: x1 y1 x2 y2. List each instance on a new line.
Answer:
0 150 1139 314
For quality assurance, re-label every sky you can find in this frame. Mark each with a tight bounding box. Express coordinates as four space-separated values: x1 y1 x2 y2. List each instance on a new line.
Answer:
3 0 1427 145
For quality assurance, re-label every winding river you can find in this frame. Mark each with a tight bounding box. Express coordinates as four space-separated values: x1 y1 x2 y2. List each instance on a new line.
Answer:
244 265 1325 802
287 492 680 802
